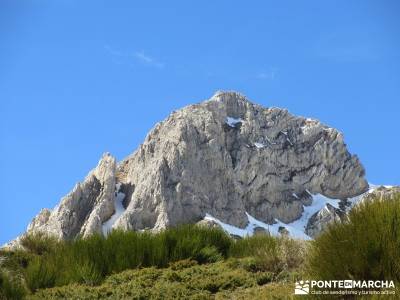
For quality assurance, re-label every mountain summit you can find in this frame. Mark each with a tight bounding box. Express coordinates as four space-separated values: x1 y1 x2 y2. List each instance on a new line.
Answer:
9 91 370 245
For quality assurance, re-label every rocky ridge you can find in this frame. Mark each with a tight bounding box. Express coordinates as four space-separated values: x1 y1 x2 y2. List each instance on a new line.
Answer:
6 91 373 247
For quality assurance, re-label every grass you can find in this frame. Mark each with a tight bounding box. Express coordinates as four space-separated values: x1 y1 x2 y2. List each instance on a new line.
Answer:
19 225 306 293
21 225 232 291
0 270 27 300
230 234 307 274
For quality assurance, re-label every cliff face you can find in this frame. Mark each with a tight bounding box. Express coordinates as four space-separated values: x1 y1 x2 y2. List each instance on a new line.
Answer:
27 154 117 239
9 91 370 244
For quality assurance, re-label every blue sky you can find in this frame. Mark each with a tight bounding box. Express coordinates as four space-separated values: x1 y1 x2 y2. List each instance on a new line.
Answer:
1 0 399 245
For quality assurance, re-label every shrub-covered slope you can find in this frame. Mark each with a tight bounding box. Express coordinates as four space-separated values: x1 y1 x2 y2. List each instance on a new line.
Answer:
2 191 400 299
27 260 295 300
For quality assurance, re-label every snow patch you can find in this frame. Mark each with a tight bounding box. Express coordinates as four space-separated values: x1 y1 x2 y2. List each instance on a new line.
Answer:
102 183 126 236
283 193 340 239
204 189 381 241
226 117 243 127
301 124 315 135
204 212 311 240
346 184 380 209
301 119 319 135
205 213 249 237
254 142 265 149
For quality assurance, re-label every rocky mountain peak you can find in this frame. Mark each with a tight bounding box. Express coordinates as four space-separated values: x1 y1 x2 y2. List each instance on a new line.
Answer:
6 91 371 247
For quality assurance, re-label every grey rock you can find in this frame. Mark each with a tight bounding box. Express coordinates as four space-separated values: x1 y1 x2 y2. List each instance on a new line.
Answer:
22 153 116 242
113 91 367 231
254 226 269 236
278 226 289 236
26 208 51 232
305 203 343 238
360 185 400 202
230 234 243 240
7 91 369 246
196 219 223 230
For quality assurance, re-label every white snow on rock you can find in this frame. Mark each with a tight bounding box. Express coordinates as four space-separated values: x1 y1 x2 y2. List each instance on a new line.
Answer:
226 117 243 127
346 184 380 209
254 142 265 149
102 183 126 236
204 185 381 240
301 120 318 135
205 212 310 240
205 213 249 237
282 193 340 239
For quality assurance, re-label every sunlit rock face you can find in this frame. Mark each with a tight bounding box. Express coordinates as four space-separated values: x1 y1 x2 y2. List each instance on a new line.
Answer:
113 91 367 231
7 91 369 247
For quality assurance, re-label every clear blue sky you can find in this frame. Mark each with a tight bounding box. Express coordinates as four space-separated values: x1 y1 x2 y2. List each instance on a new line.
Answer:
1 0 399 245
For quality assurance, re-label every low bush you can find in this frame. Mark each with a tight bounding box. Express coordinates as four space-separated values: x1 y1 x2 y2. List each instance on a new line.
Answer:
24 256 58 291
0 270 27 300
229 234 278 258
230 234 306 274
194 246 223 264
20 233 58 255
169 259 198 270
26 259 293 300
0 250 34 272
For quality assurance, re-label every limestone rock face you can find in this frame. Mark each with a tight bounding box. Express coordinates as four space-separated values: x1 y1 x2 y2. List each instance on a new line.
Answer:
196 219 223 230
8 91 370 245
254 226 269 236
25 153 117 240
114 91 368 231
305 204 342 238
360 186 400 202
278 226 289 236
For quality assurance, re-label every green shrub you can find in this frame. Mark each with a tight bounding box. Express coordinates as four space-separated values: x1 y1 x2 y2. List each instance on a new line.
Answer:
169 259 198 270
22 224 233 291
27 260 265 299
237 257 264 273
0 270 27 300
0 250 34 271
194 246 223 264
230 235 306 274
25 256 58 291
19 223 307 294
307 194 400 282
255 272 274 285
20 233 58 255
229 234 278 258
277 236 307 271
75 261 103 286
